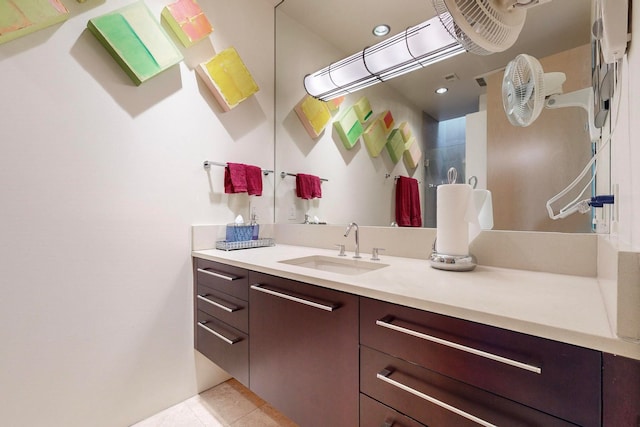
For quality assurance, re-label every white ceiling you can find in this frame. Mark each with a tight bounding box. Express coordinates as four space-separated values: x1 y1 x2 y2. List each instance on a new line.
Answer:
277 0 592 121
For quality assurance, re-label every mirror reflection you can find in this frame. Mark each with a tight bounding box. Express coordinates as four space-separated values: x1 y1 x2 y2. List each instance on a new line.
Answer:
275 0 597 232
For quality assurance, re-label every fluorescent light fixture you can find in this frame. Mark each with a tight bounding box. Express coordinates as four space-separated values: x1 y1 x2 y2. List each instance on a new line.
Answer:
372 24 390 37
435 87 448 94
303 16 466 101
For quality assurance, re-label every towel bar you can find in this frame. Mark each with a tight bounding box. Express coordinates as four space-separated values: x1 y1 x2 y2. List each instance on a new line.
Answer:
203 160 273 176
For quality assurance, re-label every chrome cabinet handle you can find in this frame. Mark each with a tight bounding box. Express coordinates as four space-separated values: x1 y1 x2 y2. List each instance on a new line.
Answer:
251 284 338 312
197 321 241 345
376 318 541 374
197 294 239 313
197 268 238 281
377 369 497 427
380 421 394 427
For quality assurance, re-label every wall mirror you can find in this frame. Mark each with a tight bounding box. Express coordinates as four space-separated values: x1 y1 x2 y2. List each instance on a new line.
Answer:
275 0 606 233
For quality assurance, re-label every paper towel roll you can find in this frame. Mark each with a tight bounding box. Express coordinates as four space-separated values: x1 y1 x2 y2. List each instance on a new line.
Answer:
436 184 473 256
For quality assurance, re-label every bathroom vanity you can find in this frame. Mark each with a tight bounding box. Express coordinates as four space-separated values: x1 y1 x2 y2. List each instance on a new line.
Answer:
192 244 640 427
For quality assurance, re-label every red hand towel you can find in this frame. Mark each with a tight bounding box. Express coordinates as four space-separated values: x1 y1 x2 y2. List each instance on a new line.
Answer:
296 174 322 199
396 176 422 227
245 165 263 196
224 163 247 194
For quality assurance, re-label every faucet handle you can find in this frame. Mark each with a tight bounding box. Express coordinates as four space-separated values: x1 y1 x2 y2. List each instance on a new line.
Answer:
371 247 386 261
335 244 346 256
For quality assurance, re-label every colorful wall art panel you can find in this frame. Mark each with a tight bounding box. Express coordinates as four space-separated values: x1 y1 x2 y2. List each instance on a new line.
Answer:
378 110 395 134
326 96 345 113
403 136 422 169
196 47 260 111
294 95 331 138
334 106 363 150
362 118 387 157
0 0 69 45
87 2 183 86
161 0 212 47
386 128 405 164
353 96 373 123
399 121 412 141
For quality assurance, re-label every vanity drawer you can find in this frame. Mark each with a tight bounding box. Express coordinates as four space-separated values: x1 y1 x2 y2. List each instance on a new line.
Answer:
360 297 601 427
360 394 425 427
196 284 248 333
196 310 249 387
195 258 249 301
361 346 575 427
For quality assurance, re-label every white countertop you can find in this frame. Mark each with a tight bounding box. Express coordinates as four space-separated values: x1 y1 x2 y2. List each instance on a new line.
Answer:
193 244 640 360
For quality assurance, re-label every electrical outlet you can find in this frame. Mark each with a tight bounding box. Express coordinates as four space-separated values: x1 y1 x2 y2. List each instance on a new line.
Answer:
288 206 296 220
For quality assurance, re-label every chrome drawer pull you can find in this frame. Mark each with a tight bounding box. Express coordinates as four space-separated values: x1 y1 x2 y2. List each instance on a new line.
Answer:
197 268 238 281
197 294 239 313
376 318 542 375
251 284 337 312
197 321 241 345
377 369 497 427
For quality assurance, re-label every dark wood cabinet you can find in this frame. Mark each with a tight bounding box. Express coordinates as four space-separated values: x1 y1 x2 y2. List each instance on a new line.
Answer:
249 271 359 427
603 353 640 426
193 259 250 387
191 256 640 427
361 346 575 427
360 297 602 427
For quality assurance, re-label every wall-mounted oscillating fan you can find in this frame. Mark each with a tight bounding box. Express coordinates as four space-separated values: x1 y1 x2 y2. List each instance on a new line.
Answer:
501 53 599 141
501 53 604 220
432 0 550 55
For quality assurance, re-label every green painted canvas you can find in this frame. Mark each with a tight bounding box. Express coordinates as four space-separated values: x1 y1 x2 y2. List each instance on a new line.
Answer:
334 107 363 150
0 0 69 45
386 129 405 164
87 1 183 85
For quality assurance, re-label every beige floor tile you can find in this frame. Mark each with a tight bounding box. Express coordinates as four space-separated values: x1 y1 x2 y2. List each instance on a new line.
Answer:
132 402 207 427
189 380 263 425
230 405 298 427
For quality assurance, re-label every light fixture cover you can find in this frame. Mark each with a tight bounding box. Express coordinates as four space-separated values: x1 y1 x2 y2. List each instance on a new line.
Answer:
303 16 465 101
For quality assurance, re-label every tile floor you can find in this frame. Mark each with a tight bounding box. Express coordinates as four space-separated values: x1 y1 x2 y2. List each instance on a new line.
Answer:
132 379 298 427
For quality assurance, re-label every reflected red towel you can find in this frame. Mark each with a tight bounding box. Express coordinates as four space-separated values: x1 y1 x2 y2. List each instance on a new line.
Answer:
296 173 322 199
224 163 247 193
245 165 263 196
396 176 422 227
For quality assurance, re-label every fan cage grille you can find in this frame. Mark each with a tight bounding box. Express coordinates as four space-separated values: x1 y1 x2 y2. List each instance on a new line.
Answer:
432 0 526 55
502 54 545 126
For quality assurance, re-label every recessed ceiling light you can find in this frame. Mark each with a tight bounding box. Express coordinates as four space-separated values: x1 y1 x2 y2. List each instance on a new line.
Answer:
435 87 449 94
372 24 390 37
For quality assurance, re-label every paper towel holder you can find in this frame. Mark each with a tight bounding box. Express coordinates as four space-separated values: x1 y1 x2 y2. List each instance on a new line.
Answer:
429 239 477 272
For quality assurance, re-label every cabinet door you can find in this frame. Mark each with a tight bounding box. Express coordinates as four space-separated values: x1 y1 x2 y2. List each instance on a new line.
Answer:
603 353 640 426
249 271 359 427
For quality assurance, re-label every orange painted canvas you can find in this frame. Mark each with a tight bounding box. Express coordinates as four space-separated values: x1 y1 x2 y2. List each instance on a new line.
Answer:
161 0 212 47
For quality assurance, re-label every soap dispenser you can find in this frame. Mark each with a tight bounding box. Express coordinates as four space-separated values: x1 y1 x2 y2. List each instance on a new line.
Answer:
250 212 259 240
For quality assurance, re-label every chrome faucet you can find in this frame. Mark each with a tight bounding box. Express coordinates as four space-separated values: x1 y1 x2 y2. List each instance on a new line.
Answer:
344 222 361 258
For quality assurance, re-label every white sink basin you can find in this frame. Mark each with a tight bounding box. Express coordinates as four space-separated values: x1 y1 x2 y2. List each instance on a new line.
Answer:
279 255 388 275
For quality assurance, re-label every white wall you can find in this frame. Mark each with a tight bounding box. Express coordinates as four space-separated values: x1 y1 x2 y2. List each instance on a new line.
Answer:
610 3 640 250
275 10 426 226
0 1 274 426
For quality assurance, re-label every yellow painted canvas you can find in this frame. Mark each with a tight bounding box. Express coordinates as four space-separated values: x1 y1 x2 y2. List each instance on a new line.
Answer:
294 95 331 138
0 0 69 45
399 121 412 142
161 0 212 47
403 136 423 169
196 47 259 111
362 118 386 157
